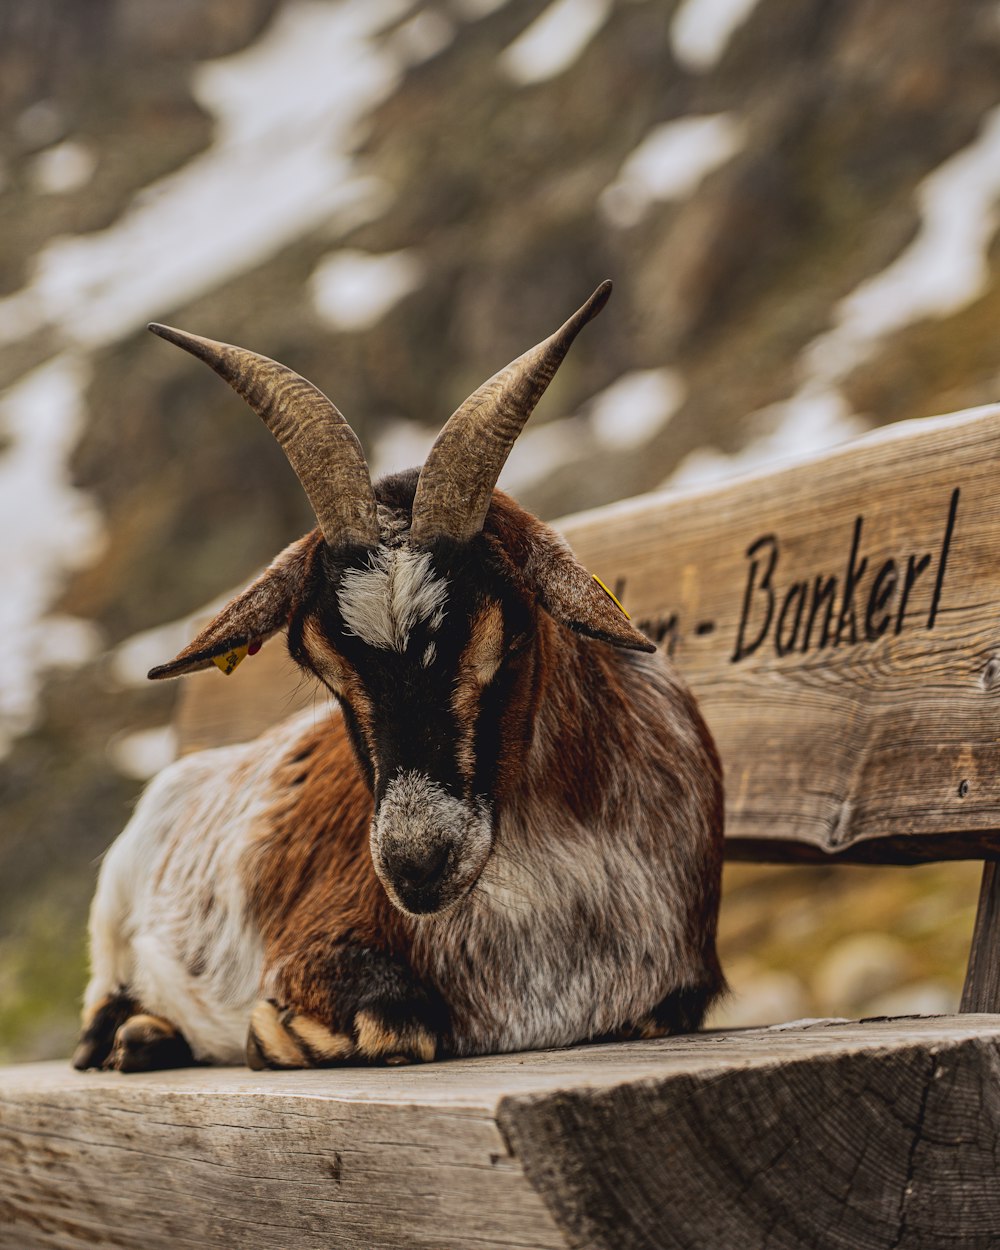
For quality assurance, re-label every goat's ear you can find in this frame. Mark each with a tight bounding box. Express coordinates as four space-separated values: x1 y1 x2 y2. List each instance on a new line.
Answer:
525 529 656 653
148 535 317 680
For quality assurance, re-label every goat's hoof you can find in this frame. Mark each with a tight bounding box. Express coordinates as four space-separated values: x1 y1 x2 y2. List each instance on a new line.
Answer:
353 1007 436 1063
73 991 136 1070
246 999 355 1069
611 1015 671 1042
245 999 436 1069
104 1014 193 1072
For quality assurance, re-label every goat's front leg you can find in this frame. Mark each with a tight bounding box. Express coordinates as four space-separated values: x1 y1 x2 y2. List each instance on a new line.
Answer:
246 943 447 1069
73 991 195 1072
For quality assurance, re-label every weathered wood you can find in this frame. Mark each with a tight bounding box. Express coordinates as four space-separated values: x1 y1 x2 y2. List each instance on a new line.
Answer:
177 403 1000 865
0 1062 564 1250
961 860 1000 1012
500 1017 1000 1250
3 1018 1000 1250
562 405 1000 867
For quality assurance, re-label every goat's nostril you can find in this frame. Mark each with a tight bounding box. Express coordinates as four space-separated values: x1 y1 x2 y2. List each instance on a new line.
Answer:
397 844 450 890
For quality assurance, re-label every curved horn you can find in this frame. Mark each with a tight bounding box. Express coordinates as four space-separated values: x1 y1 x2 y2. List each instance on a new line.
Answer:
148 324 379 550
409 280 612 546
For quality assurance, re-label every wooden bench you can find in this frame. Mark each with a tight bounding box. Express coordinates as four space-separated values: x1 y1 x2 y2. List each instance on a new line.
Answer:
5 402 1000 1249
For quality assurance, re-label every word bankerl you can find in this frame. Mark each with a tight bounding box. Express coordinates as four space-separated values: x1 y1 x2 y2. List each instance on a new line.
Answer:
732 488 960 662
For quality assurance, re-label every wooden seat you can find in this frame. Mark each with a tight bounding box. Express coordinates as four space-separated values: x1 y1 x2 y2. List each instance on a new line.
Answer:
4 403 1000 1249
4 1017 1000 1250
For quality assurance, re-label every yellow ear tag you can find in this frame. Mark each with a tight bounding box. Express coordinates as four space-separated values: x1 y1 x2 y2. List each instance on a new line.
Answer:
592 574 630 619
213 644 249 676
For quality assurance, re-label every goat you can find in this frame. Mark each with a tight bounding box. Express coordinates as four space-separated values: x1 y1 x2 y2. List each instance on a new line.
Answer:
73 282 725 1073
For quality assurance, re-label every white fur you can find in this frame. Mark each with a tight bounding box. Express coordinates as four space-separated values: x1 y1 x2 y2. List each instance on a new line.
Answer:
338 546 447 651
84 709 334 1062
412 796 688 1054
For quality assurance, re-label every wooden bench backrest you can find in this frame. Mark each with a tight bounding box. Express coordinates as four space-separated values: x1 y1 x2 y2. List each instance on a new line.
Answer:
177 402 1000 870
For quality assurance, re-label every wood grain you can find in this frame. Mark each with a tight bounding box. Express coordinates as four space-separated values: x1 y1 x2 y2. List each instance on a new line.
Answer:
961 861 1000 1011
560 405 1000 865
0 1067 564 1250
3 1018 1000 1250
500 1017 1000 1250
176 402 1000 864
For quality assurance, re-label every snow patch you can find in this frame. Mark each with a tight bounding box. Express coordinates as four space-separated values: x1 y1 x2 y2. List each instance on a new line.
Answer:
0 0 409 350
450 0 510 17
820 104 1000 361
311 249 425 332
671 387 864 488
600 114 744 228
500 415 590 493
590 368 685 450
194 0 407 147
16 100 65 150
370 419 438 481
0 355 106 750
669 102 1000 490
500 368 685 491
108 725 178 781
30 140 97 195
500 0 612 85
391 10 455 64
671 0 761 72
35 615 105 672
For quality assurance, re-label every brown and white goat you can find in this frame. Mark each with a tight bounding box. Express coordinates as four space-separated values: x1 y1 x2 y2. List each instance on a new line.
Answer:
74 282 725 1073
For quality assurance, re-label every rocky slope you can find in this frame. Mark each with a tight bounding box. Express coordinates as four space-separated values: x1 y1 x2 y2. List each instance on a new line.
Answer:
2 0 1000 1059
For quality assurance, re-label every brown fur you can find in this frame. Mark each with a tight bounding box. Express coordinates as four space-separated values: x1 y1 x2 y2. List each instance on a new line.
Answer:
242 717 410 1020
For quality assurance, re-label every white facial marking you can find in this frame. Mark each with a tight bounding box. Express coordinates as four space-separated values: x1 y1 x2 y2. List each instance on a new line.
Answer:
338 546 448 652
422 641 436 667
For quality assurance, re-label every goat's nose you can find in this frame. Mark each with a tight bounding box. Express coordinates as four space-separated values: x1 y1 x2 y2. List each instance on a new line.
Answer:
396 844 450 891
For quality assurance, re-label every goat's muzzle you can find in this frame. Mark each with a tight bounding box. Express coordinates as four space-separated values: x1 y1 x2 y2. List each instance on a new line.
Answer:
371 772 492 916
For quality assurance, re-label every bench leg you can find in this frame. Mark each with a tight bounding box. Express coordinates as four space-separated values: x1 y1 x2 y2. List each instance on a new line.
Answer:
960 860 1000 1012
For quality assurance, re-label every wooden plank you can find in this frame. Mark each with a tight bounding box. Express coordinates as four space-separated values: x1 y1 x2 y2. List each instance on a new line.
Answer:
961 861 1000 1011
0 1064 565 1250
3 1018 1000 1250
561 404 1000 864
499 1017 1000 1250
176 404 1000 863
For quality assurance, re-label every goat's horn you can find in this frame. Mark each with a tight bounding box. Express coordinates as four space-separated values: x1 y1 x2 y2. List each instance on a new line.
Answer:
409 280 612 546
148 324 379 550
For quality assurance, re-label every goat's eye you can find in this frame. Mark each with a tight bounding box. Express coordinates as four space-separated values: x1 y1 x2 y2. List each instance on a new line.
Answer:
301 620 353 691
506 631 530 656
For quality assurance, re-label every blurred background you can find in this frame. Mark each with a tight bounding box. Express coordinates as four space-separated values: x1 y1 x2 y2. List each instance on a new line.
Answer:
1 0 998 1062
